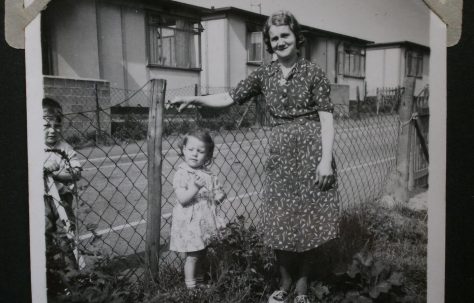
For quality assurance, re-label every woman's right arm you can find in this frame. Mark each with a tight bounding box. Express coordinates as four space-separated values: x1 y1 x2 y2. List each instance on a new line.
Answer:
170 92 234 112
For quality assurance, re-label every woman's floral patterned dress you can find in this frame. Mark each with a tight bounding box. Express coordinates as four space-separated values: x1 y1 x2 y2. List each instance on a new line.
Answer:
230 57 340 252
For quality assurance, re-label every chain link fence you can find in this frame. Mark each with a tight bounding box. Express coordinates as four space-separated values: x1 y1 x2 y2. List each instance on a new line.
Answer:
43 79 408 282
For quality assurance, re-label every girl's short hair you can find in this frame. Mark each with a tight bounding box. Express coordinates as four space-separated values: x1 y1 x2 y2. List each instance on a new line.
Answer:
263 10 305 54
42 97 63 122
179 130 215 167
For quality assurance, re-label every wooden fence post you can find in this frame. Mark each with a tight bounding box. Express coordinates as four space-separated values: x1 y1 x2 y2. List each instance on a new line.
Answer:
383 77 415 204
146 78 166 284
356 86 361 119
94 83 102 144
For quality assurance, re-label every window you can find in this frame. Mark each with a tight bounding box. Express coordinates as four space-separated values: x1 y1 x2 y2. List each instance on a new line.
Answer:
406 50 423 77
248 31 264 63
247 23 272 64
148 14 202 69
338 45 366 78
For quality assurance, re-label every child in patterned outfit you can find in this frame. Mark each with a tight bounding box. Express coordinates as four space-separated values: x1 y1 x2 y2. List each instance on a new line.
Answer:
169 130 226 289
43 98 82 238
170 11 339 303
43 98 83 272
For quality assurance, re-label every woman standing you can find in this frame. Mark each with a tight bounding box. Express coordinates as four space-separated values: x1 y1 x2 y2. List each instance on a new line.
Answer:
170 10 339 303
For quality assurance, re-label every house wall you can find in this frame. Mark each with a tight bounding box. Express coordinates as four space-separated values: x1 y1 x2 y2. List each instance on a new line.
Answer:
338 78 365 101
366 46 429 96
228 16 248 87
309 38 327 72
121 7 148 91
46 0 100 79
46 0 202 101
415 53 430 95
366 47 403 95
201 18 229 94
43 76 111 138
96 2 125 88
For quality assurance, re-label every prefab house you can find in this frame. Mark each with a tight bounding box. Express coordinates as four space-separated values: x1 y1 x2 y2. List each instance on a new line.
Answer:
42 0 372 111
42 0 212 108
201 7 372 104
365 41 430 96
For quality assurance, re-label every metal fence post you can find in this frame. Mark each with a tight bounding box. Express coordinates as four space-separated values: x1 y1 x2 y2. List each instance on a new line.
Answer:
384 77 415 204
146 78 166 284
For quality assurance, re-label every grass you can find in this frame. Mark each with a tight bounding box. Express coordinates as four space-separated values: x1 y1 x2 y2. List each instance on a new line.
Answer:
147 197 427 303
47 195 427 303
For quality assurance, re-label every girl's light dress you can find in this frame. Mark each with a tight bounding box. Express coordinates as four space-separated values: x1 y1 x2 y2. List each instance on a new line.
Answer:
170 162 225 252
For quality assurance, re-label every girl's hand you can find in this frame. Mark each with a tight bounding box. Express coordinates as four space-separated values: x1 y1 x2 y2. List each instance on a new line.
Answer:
213 190 226 205
315 161 335 191
44 160 60 174
167 96 195 112
193 175 206 188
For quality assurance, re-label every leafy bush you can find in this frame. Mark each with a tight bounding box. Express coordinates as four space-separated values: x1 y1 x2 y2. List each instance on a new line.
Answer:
323 251 408 303
150 216 276 303
112 114 148 142
46 200 426 302
46 229 145 303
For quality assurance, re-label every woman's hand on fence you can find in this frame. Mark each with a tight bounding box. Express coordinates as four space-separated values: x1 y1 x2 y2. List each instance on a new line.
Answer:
315 161 335 191
167 96 194 112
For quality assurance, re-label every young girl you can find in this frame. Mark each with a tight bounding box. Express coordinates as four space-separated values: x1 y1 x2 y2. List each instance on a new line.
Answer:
169 130 226 289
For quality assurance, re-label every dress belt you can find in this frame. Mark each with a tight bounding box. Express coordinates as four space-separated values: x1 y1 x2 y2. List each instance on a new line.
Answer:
271 114 320 126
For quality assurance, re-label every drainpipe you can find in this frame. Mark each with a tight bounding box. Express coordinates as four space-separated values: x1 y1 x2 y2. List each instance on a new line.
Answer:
335 41 340 84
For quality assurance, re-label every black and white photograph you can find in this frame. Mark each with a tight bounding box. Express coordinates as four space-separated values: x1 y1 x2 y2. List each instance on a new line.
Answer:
25 0 446 302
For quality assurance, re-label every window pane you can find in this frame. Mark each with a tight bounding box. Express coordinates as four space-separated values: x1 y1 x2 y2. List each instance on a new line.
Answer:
148 14 201 68
354 54 360 76
406 52 413 76
417 56 423 77
248 32 263 62
344 53 350 75
361 55 365 76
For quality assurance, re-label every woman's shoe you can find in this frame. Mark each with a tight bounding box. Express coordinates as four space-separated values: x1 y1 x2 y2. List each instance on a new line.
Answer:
268 290 289 303
294 295 311 303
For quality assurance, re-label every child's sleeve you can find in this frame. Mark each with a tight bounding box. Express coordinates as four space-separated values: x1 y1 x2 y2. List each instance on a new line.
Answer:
173 169 191 192
64 144 82 170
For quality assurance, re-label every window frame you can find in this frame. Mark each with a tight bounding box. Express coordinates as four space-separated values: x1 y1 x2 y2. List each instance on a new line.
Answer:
146 13 203 70
338 44 366 79
406 49 423 78
246 22 272 66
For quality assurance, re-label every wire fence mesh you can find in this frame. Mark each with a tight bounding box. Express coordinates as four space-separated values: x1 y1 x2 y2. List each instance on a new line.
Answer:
43 79 420 282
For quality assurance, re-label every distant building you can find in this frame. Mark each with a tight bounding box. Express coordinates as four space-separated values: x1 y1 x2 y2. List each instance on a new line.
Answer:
41 0 372 109
365 41 430 96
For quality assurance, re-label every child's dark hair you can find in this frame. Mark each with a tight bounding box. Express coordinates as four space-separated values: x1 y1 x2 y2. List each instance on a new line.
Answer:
179 130 215 167
43 97 63 121
263 10 305 54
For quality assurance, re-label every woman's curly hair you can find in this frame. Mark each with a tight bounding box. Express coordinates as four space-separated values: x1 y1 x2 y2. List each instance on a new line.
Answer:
263 10 305 54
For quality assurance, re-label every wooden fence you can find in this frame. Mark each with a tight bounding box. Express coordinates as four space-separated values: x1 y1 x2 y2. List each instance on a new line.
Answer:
410 85 430 188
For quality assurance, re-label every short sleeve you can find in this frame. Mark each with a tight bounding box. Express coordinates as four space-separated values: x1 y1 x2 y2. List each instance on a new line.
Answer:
173 169 192 191
312 72 334 113
229 67 263 105
65 147 82 169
